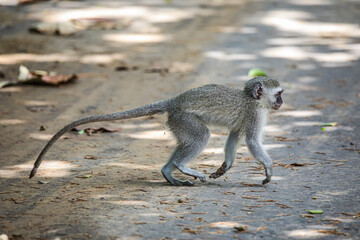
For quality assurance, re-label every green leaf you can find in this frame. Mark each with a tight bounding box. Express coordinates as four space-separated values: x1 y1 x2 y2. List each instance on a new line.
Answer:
248 68 267 77
320 122 338 127
321 127 326 131
308 209 323 214
77 174 92 178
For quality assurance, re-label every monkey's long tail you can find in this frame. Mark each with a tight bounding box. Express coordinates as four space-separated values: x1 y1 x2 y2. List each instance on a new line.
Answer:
29 100 170 178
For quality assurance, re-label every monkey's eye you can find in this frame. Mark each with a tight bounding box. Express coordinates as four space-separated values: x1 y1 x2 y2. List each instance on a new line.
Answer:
275 93 279 98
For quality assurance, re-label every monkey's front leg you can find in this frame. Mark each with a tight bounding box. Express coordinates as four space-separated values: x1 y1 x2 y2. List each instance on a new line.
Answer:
246 138 273 185
209 131 240 179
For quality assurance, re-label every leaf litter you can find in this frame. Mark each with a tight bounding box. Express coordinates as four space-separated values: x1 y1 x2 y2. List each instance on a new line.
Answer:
0 65 77 88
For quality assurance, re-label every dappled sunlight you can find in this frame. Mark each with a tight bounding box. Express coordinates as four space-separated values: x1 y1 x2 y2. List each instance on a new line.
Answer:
293 121 322 127
103 33 171 43
274 110 322 118
23 100 54 106
203 147 224 154
38 6 204 24
0 160 74 178
106 162 161 170
79 53 124 64
0 52 125 65
0 86 22 93
262 46 308 60
29 133 54 141
125 130 171 140
117 122 161 130
264 124 283 133
205 51 256 61
249 176 284 181
263 10 360 38
263 144 287 150
0 119 26 125
0 53 74 65
285 224 349 239
286 229 327 238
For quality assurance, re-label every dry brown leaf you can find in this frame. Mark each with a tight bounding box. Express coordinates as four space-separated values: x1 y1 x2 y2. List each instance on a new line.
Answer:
275 136 302 142
193 217 206 223
275 162 316 169
234 225 248 232
300 214 314 218
223 191 236 195
257 199 278 202
133 222 147 225
72 126 121 135
321 218 342 224
317 229 349 237
275 203 292 208
242 195 259 200
182 227 198 235
256 226 267 231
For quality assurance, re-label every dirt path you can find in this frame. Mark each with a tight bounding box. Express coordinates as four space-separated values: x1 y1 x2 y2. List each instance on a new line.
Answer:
1 0 360 239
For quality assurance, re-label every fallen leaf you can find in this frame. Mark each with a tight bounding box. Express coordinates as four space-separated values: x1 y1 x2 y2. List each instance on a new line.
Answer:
300 214 314 218
308 209 323 214
84 155 97 160
77 174 92 179
0 80 13 88
341 212 360 218
18 65 77 85
145 65 169 74
322 218 342 224
317 229 349 236
242 195 259 200
133 222 147 225
320 122 338 127
274 136 302 142
275 162 315 169
309 101 334 109
276 203 292 208
182 227 198 235
234 225 248 232
257 226 267 231
72 126 120 135
223 191 236 195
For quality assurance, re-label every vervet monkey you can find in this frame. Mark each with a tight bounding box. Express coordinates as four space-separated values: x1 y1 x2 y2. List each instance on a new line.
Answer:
30 76 283 186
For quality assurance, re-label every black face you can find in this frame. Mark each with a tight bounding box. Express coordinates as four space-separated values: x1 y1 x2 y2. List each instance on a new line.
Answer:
273 90 283 110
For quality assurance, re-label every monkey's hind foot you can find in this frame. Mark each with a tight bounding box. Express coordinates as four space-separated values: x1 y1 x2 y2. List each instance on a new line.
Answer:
209 163 227 179
173 179 194 186
262 177 271 185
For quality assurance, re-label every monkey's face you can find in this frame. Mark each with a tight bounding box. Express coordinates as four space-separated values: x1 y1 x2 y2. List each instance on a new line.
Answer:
271 88 283 110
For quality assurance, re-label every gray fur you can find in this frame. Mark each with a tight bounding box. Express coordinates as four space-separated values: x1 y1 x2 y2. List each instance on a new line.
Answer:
30 76 283 186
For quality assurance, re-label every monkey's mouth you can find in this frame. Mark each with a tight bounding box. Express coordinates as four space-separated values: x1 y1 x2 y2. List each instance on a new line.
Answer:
272 104 281 110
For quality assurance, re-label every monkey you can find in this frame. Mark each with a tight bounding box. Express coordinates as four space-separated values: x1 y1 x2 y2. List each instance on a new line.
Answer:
29 76 283 186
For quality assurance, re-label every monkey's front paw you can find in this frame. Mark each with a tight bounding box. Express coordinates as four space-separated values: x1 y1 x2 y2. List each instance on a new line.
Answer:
198 174 207 182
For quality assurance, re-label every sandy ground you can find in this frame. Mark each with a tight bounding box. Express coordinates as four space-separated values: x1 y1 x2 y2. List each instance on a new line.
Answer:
1 0 360 239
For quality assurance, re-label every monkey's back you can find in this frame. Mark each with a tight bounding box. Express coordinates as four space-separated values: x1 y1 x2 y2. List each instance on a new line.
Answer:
169 84 248 128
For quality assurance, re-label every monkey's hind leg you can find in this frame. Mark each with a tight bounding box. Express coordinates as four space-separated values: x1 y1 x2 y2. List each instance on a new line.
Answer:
161 114 210 186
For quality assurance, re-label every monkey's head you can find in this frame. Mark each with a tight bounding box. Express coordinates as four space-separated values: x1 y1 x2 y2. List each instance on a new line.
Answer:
244 77 283 110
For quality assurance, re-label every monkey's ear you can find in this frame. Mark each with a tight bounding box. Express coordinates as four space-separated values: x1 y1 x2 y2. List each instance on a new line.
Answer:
252 83 263 100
